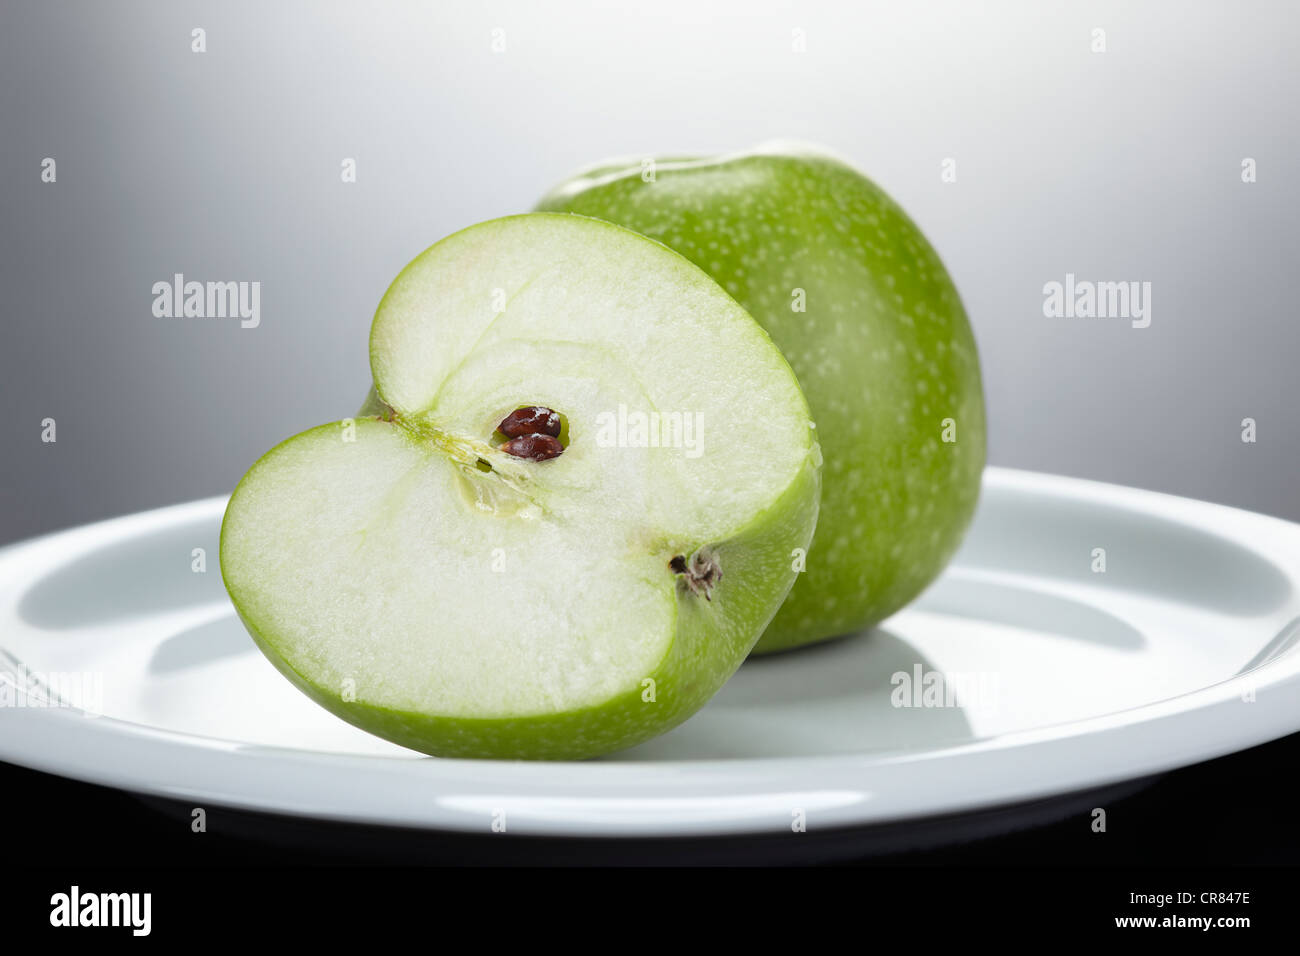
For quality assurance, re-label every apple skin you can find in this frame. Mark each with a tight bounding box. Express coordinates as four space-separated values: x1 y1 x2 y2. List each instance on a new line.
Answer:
538 145 986 653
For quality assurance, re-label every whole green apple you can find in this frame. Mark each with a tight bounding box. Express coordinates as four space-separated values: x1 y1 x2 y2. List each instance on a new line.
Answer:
538 144 985 653
222 213 821 758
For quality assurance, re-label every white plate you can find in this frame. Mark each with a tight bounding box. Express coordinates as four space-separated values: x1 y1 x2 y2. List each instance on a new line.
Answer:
2 467 1299 839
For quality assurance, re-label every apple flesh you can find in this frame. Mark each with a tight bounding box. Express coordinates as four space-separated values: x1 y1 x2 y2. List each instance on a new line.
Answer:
538 145 986 653
221 213 821 759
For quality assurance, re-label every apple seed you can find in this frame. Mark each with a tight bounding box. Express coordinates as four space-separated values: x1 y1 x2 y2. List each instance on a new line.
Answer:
499 406 562 439
500 433 564 461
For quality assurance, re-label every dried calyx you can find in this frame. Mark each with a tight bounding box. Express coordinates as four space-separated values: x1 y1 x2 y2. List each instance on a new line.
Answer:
670 548 723 601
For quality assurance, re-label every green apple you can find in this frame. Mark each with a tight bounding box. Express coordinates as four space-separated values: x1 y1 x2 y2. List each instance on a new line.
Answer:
221 213 821 759
538 144 986 653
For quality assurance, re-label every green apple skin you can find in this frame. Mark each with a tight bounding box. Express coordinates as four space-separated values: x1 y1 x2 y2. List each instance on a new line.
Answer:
538 146 986 653
222 214 822 759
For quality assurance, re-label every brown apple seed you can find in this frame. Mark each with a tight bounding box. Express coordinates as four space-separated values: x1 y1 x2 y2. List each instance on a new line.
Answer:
500 433 564 461
498 406 562 439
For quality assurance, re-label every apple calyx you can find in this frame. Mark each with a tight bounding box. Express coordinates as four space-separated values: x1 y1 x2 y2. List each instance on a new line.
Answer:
670 548 723 601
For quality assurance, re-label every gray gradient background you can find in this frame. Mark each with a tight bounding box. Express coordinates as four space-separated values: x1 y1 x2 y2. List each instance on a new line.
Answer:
1 0 1296 546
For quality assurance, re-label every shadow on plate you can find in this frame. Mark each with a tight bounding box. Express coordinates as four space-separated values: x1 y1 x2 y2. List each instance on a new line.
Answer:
914 574 1146 650
18 518 223 630
611 629 975 760
957 487 1292 616
148 613 252 674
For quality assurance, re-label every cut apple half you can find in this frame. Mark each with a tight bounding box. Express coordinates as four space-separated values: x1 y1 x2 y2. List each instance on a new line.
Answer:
221 213 821 759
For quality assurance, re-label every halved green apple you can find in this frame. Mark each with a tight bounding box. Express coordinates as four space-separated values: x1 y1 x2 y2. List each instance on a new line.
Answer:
220 213 821 759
